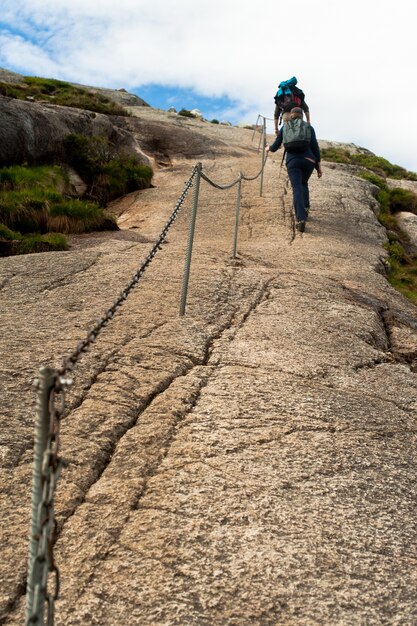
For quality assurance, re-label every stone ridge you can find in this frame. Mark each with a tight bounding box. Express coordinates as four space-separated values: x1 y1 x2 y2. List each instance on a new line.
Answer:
0 66 149 107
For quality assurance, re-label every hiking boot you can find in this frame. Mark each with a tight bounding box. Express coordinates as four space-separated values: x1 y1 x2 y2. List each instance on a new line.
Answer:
296 221 306 233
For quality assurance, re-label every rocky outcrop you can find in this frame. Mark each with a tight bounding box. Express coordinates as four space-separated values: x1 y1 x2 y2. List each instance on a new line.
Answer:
0 95 150 166
0 66 149 107
397 211 417 248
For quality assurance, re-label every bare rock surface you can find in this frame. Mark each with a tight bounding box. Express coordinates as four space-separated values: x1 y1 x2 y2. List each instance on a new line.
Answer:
397 212 417 248
0 96 149 167
1 116 416 625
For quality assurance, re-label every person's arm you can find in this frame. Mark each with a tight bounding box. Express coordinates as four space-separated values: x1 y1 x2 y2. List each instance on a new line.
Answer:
266 128 283 153
274 103 280 134
301 100 311 124
309 127 322 177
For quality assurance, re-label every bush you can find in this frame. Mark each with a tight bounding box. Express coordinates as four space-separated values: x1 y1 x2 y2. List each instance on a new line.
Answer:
0 223 22 240
16 233 68 254
322 146 417 180
0 164 68 192
64 134 153 204
384 241 407 264
178 109 196 118
358 171 388 192
210 119 220 124
48 199 117 233
388 188 417 214
0 163 118 243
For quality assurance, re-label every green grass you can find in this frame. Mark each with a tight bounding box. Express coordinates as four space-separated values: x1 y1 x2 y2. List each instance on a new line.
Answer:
0 164 118 254
322 147 417 180
0 76 129 116
16 233 69 254
178 109 197 118
0 164 68 191
385 255 417 304
64 133 153 204
357 166 417 303
0 223 22 240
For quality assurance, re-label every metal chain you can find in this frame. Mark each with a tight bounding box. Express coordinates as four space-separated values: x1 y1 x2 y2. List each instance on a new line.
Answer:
58 164 198 377
26 374 68 626
26 130 270 625
200 170 241 190
241 155 268 181
200 155 268 190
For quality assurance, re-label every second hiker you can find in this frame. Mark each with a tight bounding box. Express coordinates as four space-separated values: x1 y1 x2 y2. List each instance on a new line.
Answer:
266 107 322 233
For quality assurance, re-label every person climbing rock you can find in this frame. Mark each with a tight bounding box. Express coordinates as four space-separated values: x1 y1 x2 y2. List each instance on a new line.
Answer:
273 76 310 135
266 107 322 233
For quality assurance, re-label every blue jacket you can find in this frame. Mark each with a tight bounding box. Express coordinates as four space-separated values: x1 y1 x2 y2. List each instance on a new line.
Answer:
269 124 321 166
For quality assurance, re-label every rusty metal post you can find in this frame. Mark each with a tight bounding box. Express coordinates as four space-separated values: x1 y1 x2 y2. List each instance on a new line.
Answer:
180 162 201 316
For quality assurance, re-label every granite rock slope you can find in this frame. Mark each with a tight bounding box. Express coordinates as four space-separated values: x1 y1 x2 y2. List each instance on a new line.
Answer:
0 117 416 625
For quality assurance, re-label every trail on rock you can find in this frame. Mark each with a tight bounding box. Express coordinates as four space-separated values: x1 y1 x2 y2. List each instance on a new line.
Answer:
1 122 416 625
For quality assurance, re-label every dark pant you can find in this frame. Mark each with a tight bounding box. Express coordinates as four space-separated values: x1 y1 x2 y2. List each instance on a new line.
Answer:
286 157 316 222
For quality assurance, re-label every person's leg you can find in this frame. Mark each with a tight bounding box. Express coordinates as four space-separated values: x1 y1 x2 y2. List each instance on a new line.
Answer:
301 161 315 218
287 163 306 222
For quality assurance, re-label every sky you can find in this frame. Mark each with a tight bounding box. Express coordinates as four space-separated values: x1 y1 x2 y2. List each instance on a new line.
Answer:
1 0 416 171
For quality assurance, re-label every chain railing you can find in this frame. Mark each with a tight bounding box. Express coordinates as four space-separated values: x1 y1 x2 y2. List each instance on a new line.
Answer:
24 119 270 625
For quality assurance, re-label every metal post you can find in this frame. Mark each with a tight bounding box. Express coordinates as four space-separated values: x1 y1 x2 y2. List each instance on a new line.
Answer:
253 115 262 149
179 162 201 316
233 176 242 259
257 117 263 153
260 117 266 197
25 366 56 625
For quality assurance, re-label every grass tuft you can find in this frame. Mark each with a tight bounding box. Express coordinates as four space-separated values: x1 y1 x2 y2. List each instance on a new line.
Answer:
0 163 118 254
322 147 417 180
64 133 153 204
0 77 129 116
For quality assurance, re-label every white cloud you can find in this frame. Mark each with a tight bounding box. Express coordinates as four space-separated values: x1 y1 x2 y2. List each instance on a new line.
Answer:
1 0 417 170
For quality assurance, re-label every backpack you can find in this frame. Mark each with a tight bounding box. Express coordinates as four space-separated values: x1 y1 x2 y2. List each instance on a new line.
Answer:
274 76 304 113
282 118 311 152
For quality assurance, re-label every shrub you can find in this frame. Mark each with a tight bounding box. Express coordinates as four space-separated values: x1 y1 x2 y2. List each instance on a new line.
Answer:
0 164 67 192
358 171 388 192
0 223 22 240
210 119 220 124
384 241 407 264
64 134 153 203
321 148 352 164
0 163 118 241
388 188 417 214
48 199 117 233
16 233 68 254
178 109 196 118
322 146 417 180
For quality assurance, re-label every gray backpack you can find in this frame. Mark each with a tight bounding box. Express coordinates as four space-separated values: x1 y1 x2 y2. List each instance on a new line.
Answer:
282 118 311 152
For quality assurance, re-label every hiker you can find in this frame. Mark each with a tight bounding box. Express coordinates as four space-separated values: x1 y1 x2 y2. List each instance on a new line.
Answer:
274 76 310 135
266 107 322 233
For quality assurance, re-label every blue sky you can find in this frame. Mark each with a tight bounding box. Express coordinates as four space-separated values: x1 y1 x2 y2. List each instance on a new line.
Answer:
134 84 239 123
1 0 417 172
